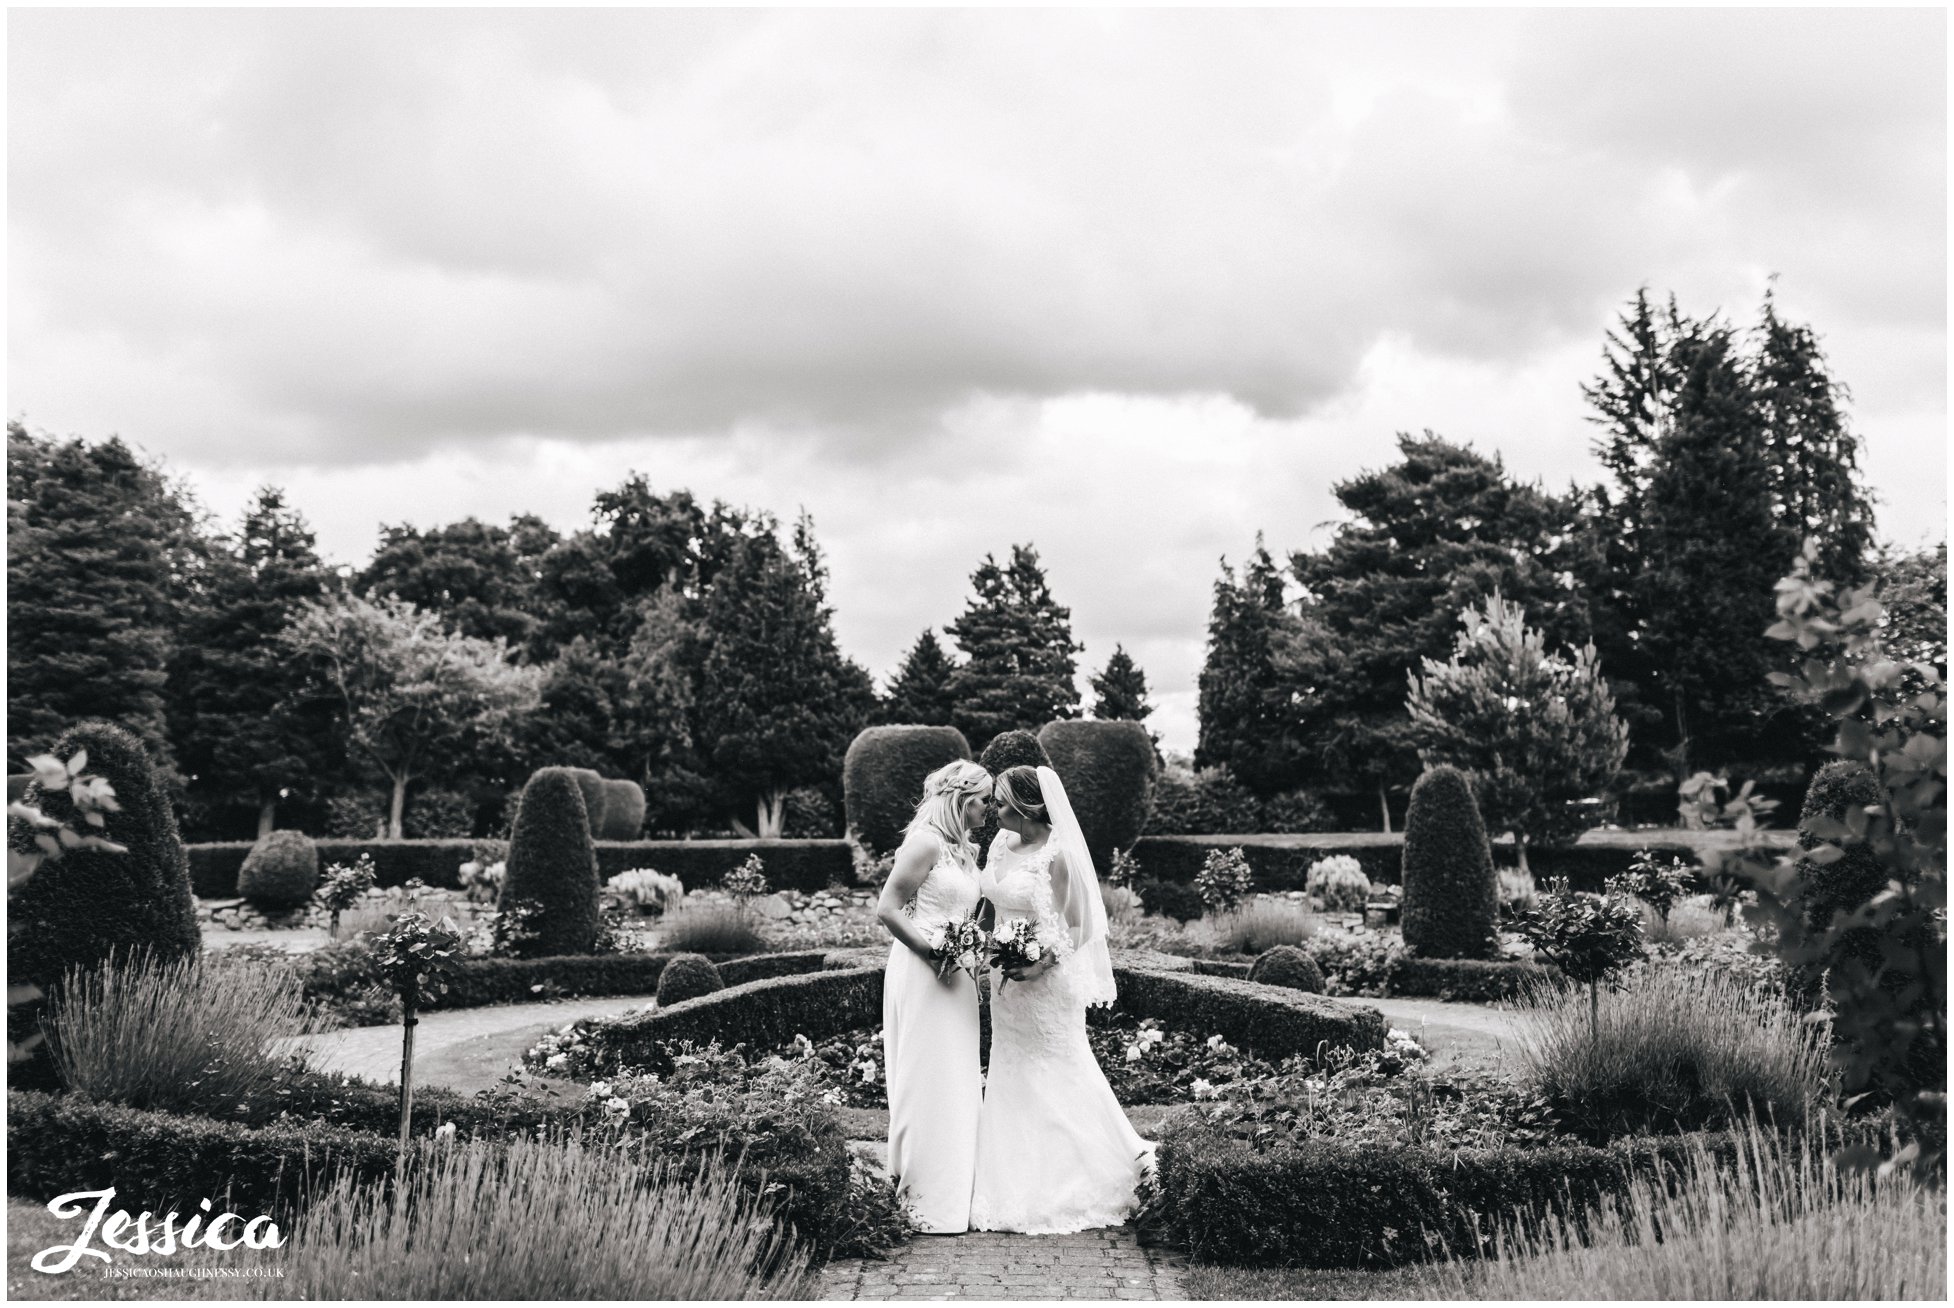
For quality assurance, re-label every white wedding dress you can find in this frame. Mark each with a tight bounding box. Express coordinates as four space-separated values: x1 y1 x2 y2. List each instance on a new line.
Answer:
969 834 1155 1233
882 840 984 1233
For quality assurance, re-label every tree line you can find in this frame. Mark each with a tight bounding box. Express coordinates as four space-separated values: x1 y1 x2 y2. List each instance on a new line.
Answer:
1195 288 1944 830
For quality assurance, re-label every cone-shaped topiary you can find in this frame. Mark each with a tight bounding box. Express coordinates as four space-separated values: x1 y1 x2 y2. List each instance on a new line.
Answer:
1247 944 1325 993
1038 719 1160 873
842 725 973 856
8 721 201 1019
499 767 602 957
656 953 725 1007
1400 765 1499 960
238 830 319 909
597 779 646 841
973 729 1053 865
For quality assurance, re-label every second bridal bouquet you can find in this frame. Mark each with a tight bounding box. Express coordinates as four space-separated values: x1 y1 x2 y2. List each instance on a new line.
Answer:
931 912 989 981
988 918 1050 993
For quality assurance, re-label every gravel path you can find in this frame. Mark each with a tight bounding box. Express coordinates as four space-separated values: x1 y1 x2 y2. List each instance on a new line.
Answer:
816 1227 1187 1302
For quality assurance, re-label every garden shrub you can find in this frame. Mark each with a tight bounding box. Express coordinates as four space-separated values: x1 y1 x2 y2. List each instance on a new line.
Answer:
565 767 610 836
1110 962 1384 1062
968 729 1050 864
404 787 476 839
1261 790 1333 834
1388 956 1556 1003
842 726 973 855
586 968 886 1075
323 792 386 839
1136 878 1206 923
1210 899 1314 953
1037 719 1160 870
8 721 200 1016
1246 944 1325 994
659 901 767 955
500 768 602 957
1306 855 1371 912
1144 767 1264 835
1144 1118 1743 1268
237 829 320 908
1511 963 1834 1144
1133 836 1404 891
1195 847 1256 913
188 839 855 902
656 954 726 1007
597 778 648 841
1791 761 1891 993
782 786 840 838
1399 766 1499 960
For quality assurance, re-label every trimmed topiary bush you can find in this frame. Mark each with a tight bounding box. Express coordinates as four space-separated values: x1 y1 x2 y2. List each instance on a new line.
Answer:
8 721 200 995
1038 719 1159 871
564 768 610 838
1136 878 1206 923
1400 766 1499 960
1247 944 1325 994
238 830 320 909
500 768 602 957
842 725 972 855
655 954 726 1007
973 729 1053 864
597 779 647 842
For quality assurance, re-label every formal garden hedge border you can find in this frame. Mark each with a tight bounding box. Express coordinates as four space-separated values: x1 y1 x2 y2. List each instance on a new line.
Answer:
579 955 1386 1076
187 839 856 898
1143 1120 1749 1269
1162 950 1556 1004
310 949 837 1021
1127 831 1796 894
7 1078 855 1260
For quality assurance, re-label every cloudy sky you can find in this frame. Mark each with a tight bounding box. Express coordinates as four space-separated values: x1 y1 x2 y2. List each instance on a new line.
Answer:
10 8 1946 754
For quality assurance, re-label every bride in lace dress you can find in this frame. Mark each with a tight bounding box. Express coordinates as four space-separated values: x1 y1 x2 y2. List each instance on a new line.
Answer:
969 764 1155 1233
874 759 993 1234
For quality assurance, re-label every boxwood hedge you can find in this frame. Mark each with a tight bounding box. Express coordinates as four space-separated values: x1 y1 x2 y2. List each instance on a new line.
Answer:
1037 719 1160 871
1145 1120 1745 1268
1111 963 1384 1060
188 838 855 898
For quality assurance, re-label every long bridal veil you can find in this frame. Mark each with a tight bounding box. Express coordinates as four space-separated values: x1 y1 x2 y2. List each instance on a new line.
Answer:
1036 764 1117 1007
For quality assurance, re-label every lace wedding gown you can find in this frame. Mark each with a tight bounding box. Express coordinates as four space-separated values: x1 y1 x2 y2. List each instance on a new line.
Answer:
969 835 1155 1233
882 842 984 1233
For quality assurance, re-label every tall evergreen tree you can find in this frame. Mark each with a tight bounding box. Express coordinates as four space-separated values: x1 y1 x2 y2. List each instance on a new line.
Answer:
882 630 959 726
1195 540 1308 797
7 424 208 775
946 544 1083 752
1282 435 1592 824
167 487 336 835
358 515 556 651
690 521 875 836
1091 645 1155 722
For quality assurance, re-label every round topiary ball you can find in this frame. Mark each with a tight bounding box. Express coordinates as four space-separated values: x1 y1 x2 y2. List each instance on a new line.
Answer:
1400 765 1499 960
843 725 973 856
1247 943 1325 993
500 767 602 957
656 952 725 1007
597 779 647 842
1037 720 1160 872
564 768 609 838
239 830 320 909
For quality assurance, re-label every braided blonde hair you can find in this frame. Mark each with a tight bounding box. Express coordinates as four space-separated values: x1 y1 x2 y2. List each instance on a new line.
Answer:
904 759 991 868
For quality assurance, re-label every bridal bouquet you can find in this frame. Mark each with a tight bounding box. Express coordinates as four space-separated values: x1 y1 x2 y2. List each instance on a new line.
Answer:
930 912 989 981
987 918 1050 993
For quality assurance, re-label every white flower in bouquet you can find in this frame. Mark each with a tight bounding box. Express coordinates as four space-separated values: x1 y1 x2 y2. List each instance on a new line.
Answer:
1025 942 1042 961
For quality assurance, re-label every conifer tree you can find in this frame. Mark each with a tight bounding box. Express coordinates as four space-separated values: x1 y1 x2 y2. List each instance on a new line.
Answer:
1195 540 1308 798
882 629 959 726
946 544 1082 752
1090 645 1155 722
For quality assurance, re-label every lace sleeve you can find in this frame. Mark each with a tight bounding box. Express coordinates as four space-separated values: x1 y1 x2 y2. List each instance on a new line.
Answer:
1031 851 1076 962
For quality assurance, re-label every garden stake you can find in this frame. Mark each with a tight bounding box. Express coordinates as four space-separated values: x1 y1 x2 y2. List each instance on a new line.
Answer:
397 976 418 1168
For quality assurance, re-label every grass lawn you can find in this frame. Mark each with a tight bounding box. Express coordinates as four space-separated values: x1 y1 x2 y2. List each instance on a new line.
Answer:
1182 1261 1459 1299
9 1197 282 1301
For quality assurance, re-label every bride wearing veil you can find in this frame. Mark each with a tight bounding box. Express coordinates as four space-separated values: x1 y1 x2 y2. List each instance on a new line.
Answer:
969 764 1155 1233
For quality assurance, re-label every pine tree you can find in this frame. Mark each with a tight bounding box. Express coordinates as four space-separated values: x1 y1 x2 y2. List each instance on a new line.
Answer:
691 522 876 836
946 544 1083 752
1283 436 1592 824
882 629 959 726
1406 592 1629 871
168 487 336 835
7 424 207 775
1090 645 1155 722
1195 540 1307 797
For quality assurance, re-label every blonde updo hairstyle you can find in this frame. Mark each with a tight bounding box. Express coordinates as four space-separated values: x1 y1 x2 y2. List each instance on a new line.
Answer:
904 759 993 868
993 765 1050 824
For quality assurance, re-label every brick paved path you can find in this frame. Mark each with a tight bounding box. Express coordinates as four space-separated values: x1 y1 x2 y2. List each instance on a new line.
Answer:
817 1226 1187 1301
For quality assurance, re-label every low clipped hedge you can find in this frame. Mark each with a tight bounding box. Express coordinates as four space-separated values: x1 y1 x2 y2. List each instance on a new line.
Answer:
1111 963 1384 1060
188 839 855 897
8 1089 397 1224
1126 832 1795 894
1146 1121 1744 1268
1166 949 1553 1003
585 967 888 1074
